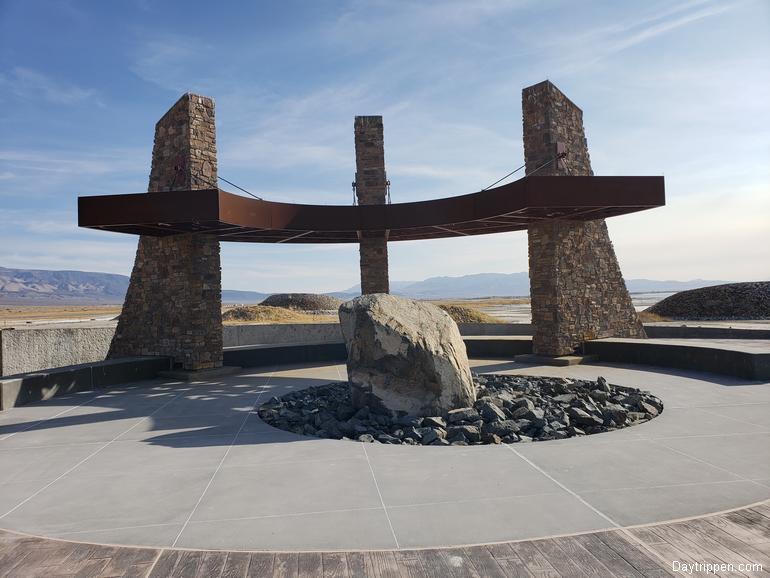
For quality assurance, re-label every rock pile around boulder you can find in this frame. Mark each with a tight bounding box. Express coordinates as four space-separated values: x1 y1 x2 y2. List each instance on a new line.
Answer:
339 293 476 415
646 282 770 320
257 374 663 445
261 293 343 311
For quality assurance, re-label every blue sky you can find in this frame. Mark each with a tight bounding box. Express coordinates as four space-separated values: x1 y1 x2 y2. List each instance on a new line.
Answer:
1 0 768 292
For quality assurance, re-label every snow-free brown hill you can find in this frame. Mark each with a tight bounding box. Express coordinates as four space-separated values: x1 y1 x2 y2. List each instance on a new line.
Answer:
646 282 770 320
0 266 129 304
0 267 269 305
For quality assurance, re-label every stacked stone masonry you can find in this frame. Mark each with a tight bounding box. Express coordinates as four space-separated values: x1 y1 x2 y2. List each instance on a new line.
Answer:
354 116 390 294
523 80 645 356
109 94 223 370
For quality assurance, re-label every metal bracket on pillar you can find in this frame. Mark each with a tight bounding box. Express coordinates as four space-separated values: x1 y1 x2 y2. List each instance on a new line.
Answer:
352 176 357 205
555 141 567 171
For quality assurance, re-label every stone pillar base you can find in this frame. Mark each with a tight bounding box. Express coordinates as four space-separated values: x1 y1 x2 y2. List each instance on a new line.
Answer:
108 94 223 371
523 80 644 357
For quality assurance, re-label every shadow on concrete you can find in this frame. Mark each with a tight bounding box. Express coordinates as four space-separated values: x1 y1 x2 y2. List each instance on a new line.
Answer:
0 375 335 448
579 361 769 386
472 361 525 373
472 358 769 387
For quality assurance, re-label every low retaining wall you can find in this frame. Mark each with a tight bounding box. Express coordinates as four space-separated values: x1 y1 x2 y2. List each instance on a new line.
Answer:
221 322 533 347
223 337 533 369
3 322 767 379
0 326 115 377
0 323 533 376
222 324 342 347
644 325 770 340
585 339 770 381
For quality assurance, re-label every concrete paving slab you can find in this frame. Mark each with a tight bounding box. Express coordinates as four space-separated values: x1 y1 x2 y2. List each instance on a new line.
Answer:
191 459 383 522
367 444 566 507
658 433 770 480
0 443 104 485
116 414 247 442
0 479 59 517
581 480 770 527
222 435 363 469
0 392 98 425
632 407 768 439
1 468 216 535
178 508 398 551
75 437 236 477
514 437 741 491
54 523 183 549
698 402 770 428
0 416 148 448
0 358 768 550
388 492 612 549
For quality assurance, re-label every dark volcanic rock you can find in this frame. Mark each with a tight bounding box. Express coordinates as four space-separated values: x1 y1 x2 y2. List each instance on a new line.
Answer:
257 375 663 446
422 416 446 429
476 400 506 422
646 282 770 320
261 293 343 311
447 407 480 424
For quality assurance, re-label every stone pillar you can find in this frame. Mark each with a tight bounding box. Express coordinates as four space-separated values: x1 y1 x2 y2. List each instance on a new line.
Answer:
354 116 390 294
523 80 645 356
109 94 223 370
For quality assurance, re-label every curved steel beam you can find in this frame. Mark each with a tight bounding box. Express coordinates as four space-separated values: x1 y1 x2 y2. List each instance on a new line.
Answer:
78 175 664 244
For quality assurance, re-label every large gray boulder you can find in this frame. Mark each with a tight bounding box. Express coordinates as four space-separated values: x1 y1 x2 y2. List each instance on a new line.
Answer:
339 294 476 415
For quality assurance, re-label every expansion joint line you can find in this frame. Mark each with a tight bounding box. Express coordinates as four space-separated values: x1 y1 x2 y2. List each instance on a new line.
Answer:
0 386 193 520
503 443 686 571
361 443 400 549
0 390 99 443
170 372 274 548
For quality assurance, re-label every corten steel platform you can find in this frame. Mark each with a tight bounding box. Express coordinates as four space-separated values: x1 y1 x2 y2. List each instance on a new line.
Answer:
77 175 665 243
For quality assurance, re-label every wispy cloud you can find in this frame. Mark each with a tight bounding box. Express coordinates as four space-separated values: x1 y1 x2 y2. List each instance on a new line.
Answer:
0 149 146 176
540 0 736 75
327 0 532 50
130 35 212 93
2 0 767 287
0 67 101 105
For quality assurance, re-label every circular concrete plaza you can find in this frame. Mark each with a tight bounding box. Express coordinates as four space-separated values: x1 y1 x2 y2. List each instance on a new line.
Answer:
0 359 769 552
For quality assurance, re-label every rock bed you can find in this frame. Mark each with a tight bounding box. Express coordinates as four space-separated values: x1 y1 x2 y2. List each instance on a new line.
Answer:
646 281 770 320
257 374 663 445
260 293 343 311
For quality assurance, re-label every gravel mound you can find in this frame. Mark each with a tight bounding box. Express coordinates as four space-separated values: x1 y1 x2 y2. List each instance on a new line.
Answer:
438 304 500 323
222 305 308 323
261 293 343 311
258 374 663 445
646 282 770 320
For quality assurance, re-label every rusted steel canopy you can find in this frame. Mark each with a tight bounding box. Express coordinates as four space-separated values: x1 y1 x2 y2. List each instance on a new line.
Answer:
78 175 664 243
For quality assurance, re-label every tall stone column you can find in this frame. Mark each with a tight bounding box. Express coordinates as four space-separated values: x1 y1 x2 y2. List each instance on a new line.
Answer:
354 116 390 294
109 94 223 370
523 81 645 356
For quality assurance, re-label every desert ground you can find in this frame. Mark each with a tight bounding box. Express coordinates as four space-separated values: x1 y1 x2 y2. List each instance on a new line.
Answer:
0 298 531 327
3 296 767 328
0 304 121 327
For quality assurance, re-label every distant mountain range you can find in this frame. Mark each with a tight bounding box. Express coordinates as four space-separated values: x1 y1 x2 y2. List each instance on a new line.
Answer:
334 273 732 300
0 267 269 305
0 266 733 305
